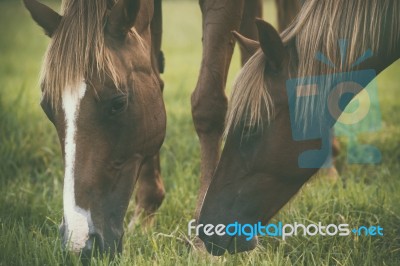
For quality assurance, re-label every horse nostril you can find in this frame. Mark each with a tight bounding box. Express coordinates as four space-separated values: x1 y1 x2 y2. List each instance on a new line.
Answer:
80 246 93 262
59 226 64 238
91 233 104 252
59 221 67 247
81 236 95 261
81 233 104 259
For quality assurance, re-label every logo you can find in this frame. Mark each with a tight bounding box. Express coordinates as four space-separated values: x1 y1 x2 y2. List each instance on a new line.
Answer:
188 220 384 241
286 40 381 168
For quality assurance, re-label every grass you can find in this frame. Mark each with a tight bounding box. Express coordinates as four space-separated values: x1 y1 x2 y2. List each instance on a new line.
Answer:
0 0 399 265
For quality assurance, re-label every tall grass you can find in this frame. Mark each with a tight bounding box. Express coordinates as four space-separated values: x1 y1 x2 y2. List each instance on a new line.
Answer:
0 1 399 265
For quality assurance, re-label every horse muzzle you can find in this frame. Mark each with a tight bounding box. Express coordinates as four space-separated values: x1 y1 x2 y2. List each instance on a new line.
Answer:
199 228 258 255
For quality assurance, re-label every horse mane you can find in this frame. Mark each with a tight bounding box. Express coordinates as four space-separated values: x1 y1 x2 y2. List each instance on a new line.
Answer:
41 0 141 107
225 50 274 137
282 0 400 127
226 0 400 136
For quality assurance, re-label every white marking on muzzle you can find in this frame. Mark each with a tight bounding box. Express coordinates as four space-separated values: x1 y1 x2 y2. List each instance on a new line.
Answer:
62 82 94 252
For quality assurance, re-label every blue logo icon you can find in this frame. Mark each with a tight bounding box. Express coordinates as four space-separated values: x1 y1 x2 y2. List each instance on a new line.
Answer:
286 40 381 168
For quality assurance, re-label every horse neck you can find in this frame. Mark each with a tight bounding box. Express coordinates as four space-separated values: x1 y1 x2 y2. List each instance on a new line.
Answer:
284 36 399 130
287 38 400 82
282 0 400 80
355 44 400 76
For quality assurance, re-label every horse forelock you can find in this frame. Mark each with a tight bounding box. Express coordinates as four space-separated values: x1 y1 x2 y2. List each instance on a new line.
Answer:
280 0 400 128
40 0 142 107
225 50 275 138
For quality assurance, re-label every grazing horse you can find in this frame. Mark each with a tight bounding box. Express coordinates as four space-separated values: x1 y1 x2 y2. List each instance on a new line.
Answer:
23 0 166 257
191 0 303 220
198 0 400 255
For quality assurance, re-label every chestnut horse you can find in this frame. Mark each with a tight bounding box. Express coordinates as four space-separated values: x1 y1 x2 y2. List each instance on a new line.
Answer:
198 0 400 255
24 0 166 257
192 0 302 219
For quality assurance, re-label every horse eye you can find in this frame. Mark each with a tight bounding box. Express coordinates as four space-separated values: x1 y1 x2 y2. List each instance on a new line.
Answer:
40 97 55 123
109 95 128 115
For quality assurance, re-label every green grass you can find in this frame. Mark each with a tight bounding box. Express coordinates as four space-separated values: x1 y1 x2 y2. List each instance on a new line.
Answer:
1 1 399 265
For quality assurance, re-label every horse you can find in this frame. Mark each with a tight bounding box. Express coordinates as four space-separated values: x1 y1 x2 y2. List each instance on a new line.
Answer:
23 0 166 257
197 0 400 255
191 0 304 220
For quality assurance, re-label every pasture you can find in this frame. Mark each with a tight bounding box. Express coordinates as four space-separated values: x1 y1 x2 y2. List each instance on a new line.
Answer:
0 0 399 265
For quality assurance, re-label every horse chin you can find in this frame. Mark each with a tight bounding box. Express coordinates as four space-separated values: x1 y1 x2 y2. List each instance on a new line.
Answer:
103 228 124 255
227 236 258 254
200 233 258 256
59 218 123 260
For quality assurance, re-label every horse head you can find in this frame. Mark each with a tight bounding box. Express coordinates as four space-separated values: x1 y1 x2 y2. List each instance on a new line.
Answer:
24 0 166 257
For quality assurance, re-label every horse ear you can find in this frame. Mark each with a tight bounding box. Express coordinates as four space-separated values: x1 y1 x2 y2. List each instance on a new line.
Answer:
23 0 62 37
232 31 260 58
255 19 285 72
106 0 140 39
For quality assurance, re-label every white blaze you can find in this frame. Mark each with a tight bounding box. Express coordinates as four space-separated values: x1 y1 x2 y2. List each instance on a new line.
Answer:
62 82 93 252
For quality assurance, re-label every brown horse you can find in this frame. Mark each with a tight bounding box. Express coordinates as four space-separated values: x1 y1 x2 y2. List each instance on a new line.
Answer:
23 0 166 257
198 0 400 255
191 0 303 220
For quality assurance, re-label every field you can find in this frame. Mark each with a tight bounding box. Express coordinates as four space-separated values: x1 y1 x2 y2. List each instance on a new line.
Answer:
0 0 399 265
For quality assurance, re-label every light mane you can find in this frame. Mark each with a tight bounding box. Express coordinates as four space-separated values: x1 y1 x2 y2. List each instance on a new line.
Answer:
40 0 141 106
225 49 274 137
281 0 400 127
226 0 400 136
